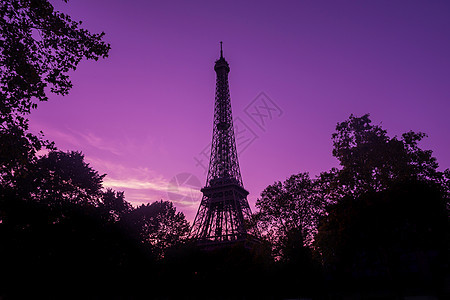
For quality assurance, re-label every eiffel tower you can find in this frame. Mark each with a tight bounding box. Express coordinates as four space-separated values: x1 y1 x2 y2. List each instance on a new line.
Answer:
191 43 256 246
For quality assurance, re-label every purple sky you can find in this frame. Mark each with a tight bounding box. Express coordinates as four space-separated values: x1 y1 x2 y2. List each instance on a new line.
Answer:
30 0 450 221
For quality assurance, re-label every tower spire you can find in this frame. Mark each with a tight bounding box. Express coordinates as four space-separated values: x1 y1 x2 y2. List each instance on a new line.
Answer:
220 41 223 58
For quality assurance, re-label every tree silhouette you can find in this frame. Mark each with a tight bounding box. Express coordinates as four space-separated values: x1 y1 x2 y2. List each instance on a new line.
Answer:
122 200 190 259
0 149 196 298
314 181 448 296
0 0 110 182
1 151 102 225
99 188 132 223
254 173 324 297
309 114 450 296
329 114 447 198
255 172 323 259
0 150 142 298
0 0 110 125
28 151 104 204
252 114 449 298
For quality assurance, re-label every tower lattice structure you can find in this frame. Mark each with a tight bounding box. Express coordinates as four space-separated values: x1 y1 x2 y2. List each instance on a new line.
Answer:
191 43 255 245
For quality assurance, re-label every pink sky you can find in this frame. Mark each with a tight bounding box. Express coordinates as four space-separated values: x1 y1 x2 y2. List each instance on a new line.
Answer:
30 0 450 221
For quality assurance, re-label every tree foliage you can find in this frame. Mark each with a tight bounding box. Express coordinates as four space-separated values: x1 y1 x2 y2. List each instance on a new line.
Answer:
314 181 448 291
255 172 324 259
255 113 448 295
0 149 191 297
0 0 110 125
1 149 190 257
0 2 204 298
331 114 444 197
25 151 104 205
99 188 132 222
123 200 190 259
0 0 110 180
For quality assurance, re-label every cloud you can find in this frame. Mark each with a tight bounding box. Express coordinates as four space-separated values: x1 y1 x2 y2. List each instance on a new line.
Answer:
43 126 80 147
103 177 167 191
74 131 124 156
103 177 202 207
29 124 201 219
36 126 124 156
85 156 202 209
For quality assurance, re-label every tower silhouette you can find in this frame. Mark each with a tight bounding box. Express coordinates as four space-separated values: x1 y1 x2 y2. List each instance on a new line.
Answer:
191 43 256 246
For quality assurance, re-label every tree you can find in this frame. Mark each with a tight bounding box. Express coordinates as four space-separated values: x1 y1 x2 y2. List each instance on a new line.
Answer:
26 151 104 205
330 114 445 198
0 150 147 299
0 0 110 125
0 0 110 178
123 200 190 259
253 114 449 296
311 114 449 295
255 172 324 260
314 181 448 295
255 173 325 296
99 188 133 223
0 150 105 226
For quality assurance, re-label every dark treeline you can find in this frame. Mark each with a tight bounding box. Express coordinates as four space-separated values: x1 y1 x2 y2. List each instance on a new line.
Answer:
1 1 449 299
0 150 191 298
1 116 448 299
253 114 449 299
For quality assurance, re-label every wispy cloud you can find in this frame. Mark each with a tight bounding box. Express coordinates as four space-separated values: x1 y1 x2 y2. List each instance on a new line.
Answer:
44 126 80 147
103 177 202 207
30 124 201 220
74 131 124 156
38 126 124 156
86 156 202 209
103 177 168 191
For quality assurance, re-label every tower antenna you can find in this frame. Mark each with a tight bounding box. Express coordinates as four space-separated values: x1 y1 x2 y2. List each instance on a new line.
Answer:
220 41 223 58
